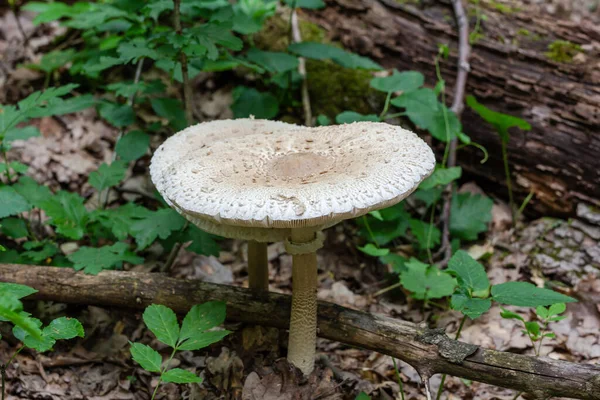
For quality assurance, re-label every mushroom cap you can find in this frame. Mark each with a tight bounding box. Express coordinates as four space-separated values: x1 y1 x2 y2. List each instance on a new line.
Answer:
150 119 435 239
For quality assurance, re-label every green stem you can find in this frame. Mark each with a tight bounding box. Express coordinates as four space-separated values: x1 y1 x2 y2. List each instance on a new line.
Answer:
382 112 406 119
435 316 467 400
425 204 436 265
501 140 516 226
434 56 451 168
392 357 406 400
151 347 178 400
511 392 522 400
362 215 379 248
43 72 51 90
379 92 392 119
2 147 13 182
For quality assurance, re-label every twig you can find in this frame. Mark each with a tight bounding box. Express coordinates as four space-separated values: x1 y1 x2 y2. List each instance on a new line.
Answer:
291 9 312 126
10 4 28 46
438 0 471 266
173 0 194 126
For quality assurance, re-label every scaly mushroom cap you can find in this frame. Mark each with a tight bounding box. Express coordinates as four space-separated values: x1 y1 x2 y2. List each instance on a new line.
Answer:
150 119 435 240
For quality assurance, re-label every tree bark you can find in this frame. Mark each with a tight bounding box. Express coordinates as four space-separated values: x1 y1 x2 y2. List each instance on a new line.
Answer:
1 264 599 399
306 0 600 216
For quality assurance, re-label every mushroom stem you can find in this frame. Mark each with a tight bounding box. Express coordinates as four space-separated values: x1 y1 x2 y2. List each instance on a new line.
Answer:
247 241 269 293
287 228 318 375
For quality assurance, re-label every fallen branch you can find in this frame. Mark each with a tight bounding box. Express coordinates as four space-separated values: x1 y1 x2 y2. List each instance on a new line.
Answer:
1 264 599 400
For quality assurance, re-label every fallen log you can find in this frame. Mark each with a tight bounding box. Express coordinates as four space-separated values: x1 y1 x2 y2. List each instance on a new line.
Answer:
304 0 600 216
0 264 599 399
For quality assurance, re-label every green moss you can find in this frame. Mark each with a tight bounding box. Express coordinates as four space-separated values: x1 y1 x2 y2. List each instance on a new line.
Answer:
254 14 382 119
516 28 530 36
253 15 326 52
306 60 380 118
545 40 583 63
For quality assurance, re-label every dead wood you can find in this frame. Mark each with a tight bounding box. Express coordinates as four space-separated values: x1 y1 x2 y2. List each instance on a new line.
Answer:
0 263 599 399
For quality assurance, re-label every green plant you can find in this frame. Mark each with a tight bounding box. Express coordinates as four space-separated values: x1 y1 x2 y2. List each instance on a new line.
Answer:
501 303 567 356
0 282 84 400
434 251 575 399
130 302 230 399
466 95 531 225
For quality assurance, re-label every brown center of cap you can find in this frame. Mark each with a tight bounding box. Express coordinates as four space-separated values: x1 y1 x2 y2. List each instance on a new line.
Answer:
268 152 333 180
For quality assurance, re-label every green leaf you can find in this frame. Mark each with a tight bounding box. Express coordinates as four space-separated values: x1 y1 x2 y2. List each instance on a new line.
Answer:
89 161 127 192
177 330 230 351
0 162 28 175
408 219 440 249
107 80 166 99
370 70 424 93
535 305 549 320
357 243 389 257
449 192 493 241
379 253 407 274
44 317 85 340
466 95 531 143
0 282 37 299
13 176 52 208
162 368 203 384
231 87 279 119
548 303 566 316
143 304 180 348
181 226 220 257
412 188 442 208
117 39 159 63
0 186 31 218
22 241 58 263
180 301 227 339
245 49 298 73
400 259 456 300
335 111 379 124
447 250 490 295
316 115 331 126
355 393 371 400
98 102 135 128
500 307 525 322
68 242 143 275
283 0 326 9
91 203 153 240
130 342 162 373
451 294 491 319
115 130 150 162
26 49 75 73
0 295 43 340
130 208 186 250
390 88 439 129
287 42 383 70
41 191 88 239
419 167 462 190
525 321 540 336
492 282 577 307
151 97 187 131
4 126 41 143
0 217 28 239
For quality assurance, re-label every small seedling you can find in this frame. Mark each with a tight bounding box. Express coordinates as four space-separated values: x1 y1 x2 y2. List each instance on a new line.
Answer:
130 301 230 399
501 303 567 356
0 283 84 400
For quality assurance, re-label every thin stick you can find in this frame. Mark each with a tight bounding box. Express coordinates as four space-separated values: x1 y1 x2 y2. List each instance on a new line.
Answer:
291 8 312 126
173 0 194 126
438 0 471 266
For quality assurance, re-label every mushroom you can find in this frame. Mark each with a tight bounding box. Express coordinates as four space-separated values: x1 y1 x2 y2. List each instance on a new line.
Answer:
150 119 435 375
150 119 299 293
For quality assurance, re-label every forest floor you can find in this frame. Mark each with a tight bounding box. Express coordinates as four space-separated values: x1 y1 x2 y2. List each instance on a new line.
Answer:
1 2 599 399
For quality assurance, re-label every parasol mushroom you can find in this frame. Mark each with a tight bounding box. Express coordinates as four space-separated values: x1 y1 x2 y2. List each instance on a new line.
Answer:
150 119 435 375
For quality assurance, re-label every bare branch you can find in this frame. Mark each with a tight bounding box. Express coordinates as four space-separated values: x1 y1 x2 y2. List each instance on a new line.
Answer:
1 263 599 400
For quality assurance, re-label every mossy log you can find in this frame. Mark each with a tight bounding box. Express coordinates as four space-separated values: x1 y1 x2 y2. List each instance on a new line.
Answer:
304 0 600 216
1 263 600 399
